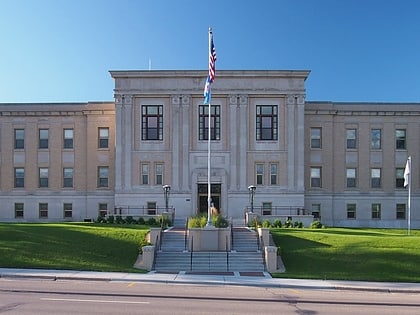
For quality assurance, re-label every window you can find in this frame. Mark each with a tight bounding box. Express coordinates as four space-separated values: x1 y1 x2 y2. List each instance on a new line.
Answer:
371 203 381 219
39 168 49 188
311 204 321 219
347 204 356 219
39 203 48 218
14 129 24 149
270 163 278 185
346 129 357 149
99 203 108 217
63 168 74 188
262 202 272 215
147 201 157 215
256 105 278 140
396 168 405 188
346 168 357 188
371 129 381 149
14 167 24 188
155 163 163 185
98 127 109 148
310 128 321 148
256 164 264 185
63 203 73 218
98 166 109 187
310 167 321 188
396 203 406 220
396 129 406 150
63 128 74 149
39 129 49 149
15 203 24 218
141 163 149 185
371 168 381 188
142 105 163 140
199 105 220 140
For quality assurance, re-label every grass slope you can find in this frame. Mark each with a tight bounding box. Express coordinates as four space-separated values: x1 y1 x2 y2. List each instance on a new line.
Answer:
0 223 149 272
271 228 420 282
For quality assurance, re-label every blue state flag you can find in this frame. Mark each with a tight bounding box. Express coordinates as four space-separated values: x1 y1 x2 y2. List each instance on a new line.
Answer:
203 75 211 104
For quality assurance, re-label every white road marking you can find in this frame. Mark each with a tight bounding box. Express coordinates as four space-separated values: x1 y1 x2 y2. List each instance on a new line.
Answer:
41 298 150 304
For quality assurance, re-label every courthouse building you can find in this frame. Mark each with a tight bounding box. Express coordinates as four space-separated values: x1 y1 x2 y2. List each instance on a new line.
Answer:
0 70 418 228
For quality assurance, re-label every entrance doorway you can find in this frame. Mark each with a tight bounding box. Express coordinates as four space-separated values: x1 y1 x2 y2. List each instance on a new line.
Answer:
197 184 221 215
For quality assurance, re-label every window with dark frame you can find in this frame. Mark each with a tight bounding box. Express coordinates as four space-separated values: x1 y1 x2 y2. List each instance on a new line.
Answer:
142 105 163 140
396 203 406 219
256 163 264 185
371 129 381 149
39 129 49 149
371 203 381 219
14 129 24 149
396 168 405 188
310 128 321 149
39 168 49 188
98 127 109 148
346 129 357 149
141 163 149 185
155 163 163 185
199 105 220 140
256 105 278 141
99 203 108 217
347 203 356 219
396 129 406 150
63 128 74 149
63 203 73 218
63 168 73 188
39 203 48 218
311 204 321 219
15 203 24 218
14 167 24 188
270 163 278 185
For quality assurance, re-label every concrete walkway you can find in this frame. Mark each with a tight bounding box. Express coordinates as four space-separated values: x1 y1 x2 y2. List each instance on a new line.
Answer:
1 268 420 293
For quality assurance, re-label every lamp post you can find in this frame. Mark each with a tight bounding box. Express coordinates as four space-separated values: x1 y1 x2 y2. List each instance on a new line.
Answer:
162 185 171 213
248 185 256 213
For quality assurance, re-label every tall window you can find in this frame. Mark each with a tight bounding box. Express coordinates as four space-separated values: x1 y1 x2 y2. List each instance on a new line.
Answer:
98 127 109 148
39 203 48 218
63 128 74 149
310 167 321 188
14 167 24 188
98 203 108 217
199 105 220 140
311 204 320 219
14 129 24 149
98 166 109 187
141 163 149 185
371 129 381 149
63 168 74 188
371 203 381 219
347 203 356 219
39 129 49 149
39 168 49 188
155 163 163 185
371 168 381 188
346 129 357 149
395 129 406 150
256 105 278 140
396 168 405 188
310 128 321 149
270 163 278 185
142 105 163 140
256 163 264 185
63 203 73 218
15 203 24 218
346 168 357 188
396 203 406 219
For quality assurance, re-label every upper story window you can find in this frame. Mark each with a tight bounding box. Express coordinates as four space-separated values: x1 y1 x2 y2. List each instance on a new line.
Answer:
97 166 109 188
39 167 49 188
371 129 381 149
14 129 24 149
63 168 74 188
199 105 220 140
256 163 264 185
141 163 149 185
98 127 109 148
310 128 321 149
396 168 405 188
155 163 163 185
14 167 25 188
346 129 357 149
270 163 278 185
256 105 278 141
396 129 406 150
142 105 163 140
310 167 322 188
63 128 74 149
346 168 357 188
371 168 381 188
39 129 49 149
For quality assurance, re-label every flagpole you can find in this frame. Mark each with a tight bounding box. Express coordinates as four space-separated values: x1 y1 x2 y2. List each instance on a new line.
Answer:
206 27 213 227
408 156 411 236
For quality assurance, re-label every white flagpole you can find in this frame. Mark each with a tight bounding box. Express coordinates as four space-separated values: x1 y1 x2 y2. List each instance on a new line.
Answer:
206 28 213 227
408 156 411 236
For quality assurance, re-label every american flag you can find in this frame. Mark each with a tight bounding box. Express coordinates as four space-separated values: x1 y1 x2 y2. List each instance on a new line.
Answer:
208 33 216 83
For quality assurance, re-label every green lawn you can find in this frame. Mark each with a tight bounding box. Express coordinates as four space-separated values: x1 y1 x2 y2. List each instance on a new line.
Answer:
0 223 149 273
271 228 420 282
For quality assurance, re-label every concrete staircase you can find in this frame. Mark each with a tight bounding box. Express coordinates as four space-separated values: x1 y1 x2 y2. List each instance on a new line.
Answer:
153 224 265 273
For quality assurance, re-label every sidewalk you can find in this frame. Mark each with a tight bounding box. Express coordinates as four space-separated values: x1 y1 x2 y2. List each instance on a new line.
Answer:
1 268 420 293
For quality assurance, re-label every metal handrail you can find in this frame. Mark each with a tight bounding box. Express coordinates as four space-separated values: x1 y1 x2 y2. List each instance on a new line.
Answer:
226 235 229 271
184 218 189 251
190 237 194 271
245 206 307 216
260 235 266 272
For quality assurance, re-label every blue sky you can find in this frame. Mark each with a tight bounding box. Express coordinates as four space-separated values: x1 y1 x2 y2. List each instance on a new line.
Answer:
1 0 420 103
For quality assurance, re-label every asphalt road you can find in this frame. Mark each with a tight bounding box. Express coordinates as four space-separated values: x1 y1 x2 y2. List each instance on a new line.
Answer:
1 278 420 315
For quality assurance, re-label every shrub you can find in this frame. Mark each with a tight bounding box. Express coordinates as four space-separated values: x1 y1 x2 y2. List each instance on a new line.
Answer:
213 215 229 228
159 215 172 228
96 215 106 223
147 217 158 226
107 215 115 224
284 219 293 228
272 219 282 228
188 215 207 228
249 217 261 230
115 215 124 224
125 216 134 224
310 220 324 229
137 217 145 225
138 237 151 254
294 221 303 228
262 220 272 228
